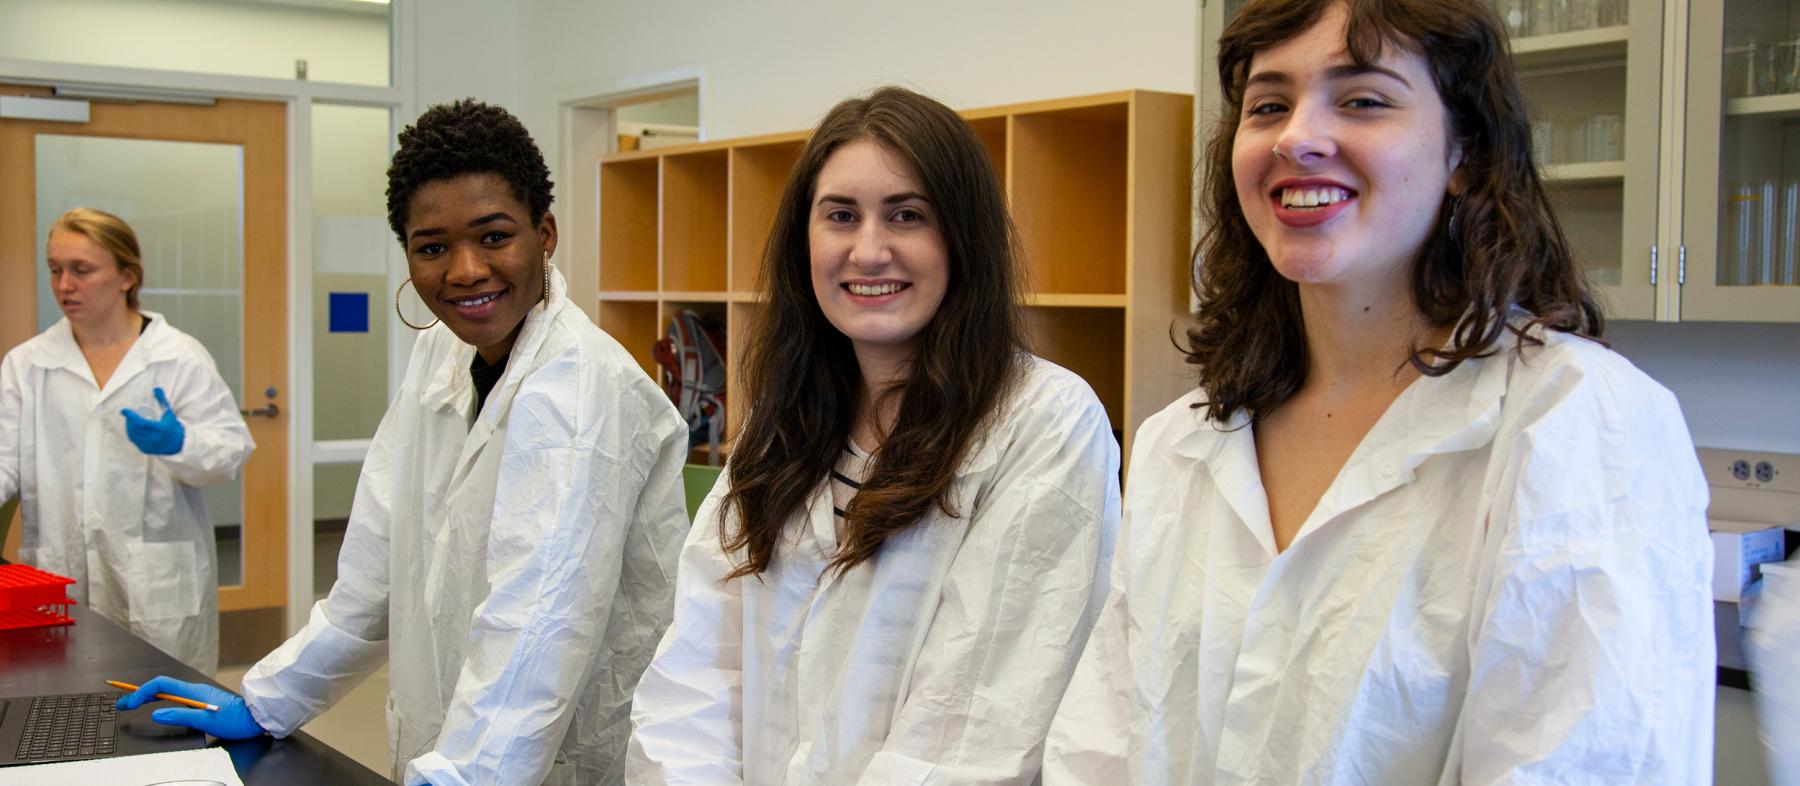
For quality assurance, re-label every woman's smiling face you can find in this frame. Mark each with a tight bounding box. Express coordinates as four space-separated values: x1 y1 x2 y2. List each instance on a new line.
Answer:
808 138 950 362
1232 2 1461 293
402 172 556 362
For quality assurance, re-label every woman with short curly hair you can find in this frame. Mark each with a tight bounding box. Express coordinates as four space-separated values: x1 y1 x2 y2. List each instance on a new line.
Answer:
120 99 692 786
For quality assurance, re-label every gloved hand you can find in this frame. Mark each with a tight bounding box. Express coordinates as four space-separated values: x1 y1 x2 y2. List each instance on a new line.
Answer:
115 676 266 740
121 387 185 455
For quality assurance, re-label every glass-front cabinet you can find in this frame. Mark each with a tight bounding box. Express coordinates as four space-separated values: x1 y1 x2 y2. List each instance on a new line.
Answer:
1199 0 1800 324
1682 0 1800 321
1505 0 1660 319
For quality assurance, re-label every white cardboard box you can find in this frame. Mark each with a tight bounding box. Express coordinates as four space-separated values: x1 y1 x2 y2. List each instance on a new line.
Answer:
1712 518 1789 602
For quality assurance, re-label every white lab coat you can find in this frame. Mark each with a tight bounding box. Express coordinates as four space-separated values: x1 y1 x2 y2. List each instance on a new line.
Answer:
1042 324 1715 785
240 269 691 786
1747 561 1800 784
0 313 252 675
627 355 1121 785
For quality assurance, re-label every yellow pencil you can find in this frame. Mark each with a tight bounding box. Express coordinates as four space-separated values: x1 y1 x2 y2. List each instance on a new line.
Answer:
104 680 220 712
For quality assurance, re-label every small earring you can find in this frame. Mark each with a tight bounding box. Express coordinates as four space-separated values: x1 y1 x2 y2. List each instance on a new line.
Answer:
1446 197 1462 243
395 278 439 330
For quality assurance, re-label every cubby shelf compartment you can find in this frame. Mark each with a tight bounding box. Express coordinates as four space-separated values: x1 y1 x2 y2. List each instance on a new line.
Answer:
597 299 660 380
599 158 658 292
1011 101 1129 296
728 137 805 293
662 150 729 293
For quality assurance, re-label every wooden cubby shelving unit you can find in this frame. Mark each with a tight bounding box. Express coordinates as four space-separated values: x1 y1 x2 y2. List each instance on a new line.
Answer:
597 90 1194 462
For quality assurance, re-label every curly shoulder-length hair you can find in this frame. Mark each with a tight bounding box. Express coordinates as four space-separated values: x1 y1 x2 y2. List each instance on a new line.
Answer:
1187 0 1602 423
721 86 1026 579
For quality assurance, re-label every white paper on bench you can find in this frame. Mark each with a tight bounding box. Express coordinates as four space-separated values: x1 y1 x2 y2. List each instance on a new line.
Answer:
0 747 243 786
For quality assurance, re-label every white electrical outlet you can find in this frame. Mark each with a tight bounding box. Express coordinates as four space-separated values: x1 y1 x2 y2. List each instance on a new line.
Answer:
1697 448 1800 495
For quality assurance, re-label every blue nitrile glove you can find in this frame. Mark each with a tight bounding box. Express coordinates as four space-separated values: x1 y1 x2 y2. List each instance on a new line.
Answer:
115 676 265 740
121 387 185 455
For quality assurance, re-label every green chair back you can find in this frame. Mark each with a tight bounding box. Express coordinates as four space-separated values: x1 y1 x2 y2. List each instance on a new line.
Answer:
681 464 723 523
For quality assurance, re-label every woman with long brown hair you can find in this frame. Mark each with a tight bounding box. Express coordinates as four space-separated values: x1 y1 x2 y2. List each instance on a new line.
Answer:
627 86 1121 784
1045 0 1712 782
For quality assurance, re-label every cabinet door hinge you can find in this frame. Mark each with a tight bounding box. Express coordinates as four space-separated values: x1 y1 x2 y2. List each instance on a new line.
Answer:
1677 245 1686 286
1649 245 1658 286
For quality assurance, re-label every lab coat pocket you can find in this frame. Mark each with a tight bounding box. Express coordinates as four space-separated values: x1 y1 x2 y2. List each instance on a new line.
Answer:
132 540 203 617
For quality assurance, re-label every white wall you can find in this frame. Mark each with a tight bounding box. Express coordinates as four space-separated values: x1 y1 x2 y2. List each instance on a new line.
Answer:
508 0 1195 161
1609 321 1800 453
0 0 389 85
412 0 522 114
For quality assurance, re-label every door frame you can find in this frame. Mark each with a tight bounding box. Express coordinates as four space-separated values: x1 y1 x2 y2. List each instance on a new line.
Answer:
1 86 290 613
0 0 416 635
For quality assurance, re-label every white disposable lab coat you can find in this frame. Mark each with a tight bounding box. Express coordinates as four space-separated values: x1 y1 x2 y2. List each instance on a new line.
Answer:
1042 325 1715 785
627 355 1121 785
240 270 690 786
0 313 252 675
1747 561 1800 784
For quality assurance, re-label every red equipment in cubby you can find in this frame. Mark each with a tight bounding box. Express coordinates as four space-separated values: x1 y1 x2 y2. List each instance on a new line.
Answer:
0 563 76 630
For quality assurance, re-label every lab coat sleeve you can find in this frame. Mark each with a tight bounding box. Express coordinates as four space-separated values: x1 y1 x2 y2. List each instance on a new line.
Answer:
858 373 1122 785
0 352 23 504
154 345 254 487
1448 363 1713 786
240 392 400 737
625 476 747 786
407 351 689 786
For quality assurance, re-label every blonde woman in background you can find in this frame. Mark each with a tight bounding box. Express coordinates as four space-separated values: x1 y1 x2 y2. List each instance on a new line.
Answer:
0 207 254 674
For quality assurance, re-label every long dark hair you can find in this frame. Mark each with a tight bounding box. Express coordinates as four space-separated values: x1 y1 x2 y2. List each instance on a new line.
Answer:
1186 0 1602 423
722 86 1025 579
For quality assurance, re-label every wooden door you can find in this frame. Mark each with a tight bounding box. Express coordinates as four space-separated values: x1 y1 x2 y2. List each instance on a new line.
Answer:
0 85 289 632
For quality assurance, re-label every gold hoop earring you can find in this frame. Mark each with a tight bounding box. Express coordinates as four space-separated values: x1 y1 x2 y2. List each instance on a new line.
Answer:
395 278 439 330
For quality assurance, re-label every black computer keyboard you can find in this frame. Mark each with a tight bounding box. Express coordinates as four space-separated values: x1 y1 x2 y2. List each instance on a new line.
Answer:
16 692 117 762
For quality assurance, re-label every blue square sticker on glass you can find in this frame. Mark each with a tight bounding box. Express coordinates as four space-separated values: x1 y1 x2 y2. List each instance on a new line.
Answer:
329 292 369 333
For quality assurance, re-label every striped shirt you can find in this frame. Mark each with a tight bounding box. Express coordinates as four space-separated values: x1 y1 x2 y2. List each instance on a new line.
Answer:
829 442 871 523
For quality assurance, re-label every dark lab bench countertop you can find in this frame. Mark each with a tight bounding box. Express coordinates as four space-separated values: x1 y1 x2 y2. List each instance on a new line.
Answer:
0 603 389 785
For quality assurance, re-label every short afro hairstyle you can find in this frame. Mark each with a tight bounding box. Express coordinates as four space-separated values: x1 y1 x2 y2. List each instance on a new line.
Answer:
386 98 554 243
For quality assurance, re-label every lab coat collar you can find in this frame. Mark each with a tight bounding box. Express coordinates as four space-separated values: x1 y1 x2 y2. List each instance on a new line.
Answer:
416 268 569 419
37 311 179 400
1170 314 1514 555
442 268 571 490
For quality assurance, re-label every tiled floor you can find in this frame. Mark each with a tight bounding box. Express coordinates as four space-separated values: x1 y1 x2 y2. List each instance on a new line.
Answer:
215 662 394 781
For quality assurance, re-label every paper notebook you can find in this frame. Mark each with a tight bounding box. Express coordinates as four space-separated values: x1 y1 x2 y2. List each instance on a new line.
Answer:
0 747 243 786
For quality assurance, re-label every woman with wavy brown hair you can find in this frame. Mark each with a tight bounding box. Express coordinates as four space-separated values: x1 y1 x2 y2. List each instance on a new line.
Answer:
627 86 1121 784
1045 0 1712 783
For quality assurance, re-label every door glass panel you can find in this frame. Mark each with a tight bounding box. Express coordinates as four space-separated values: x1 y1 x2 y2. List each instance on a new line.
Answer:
35 135 248 586
312 104 393 442
1717 0 1800 287
0 0 390 86
311 104 392 592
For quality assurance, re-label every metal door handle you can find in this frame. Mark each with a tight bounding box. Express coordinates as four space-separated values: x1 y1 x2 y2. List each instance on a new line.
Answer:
240 403 280 418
